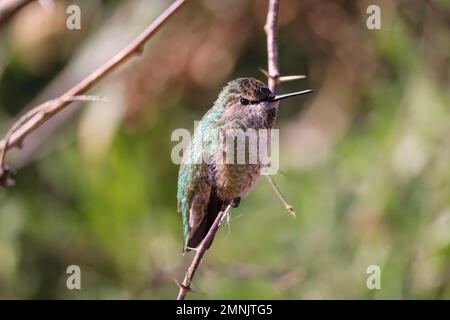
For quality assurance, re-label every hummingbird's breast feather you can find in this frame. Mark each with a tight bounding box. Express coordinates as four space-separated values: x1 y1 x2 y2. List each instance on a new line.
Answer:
212 105 274 200
214 163 261 200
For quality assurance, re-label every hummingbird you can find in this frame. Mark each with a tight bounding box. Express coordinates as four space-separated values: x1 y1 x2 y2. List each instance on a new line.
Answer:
177 77 312 252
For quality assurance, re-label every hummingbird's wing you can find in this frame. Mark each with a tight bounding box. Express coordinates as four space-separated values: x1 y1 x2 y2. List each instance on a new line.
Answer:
186 186 225 250
178 161 224 251
177 107 225 251
177 162 217 251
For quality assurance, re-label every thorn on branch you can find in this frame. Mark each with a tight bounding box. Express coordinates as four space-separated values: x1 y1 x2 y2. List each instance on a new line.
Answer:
134 45 145 56
278 75 306 83
0 165 15 188
259 68 270 78
259 68 279 83
16 139 24 149
259 69 306 86
169 274 189 291
171 271 203 296
172 277 203 295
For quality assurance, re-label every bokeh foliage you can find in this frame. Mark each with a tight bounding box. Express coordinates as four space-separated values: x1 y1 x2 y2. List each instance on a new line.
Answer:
0 0 449 299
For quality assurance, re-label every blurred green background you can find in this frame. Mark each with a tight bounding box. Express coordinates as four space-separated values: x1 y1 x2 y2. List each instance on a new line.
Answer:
0 0 450 299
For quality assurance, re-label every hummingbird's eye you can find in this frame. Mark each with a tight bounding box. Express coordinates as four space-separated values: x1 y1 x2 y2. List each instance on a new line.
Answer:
240 98 250 105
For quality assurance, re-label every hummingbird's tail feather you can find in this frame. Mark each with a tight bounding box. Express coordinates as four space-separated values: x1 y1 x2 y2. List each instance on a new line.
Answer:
186 192 224 251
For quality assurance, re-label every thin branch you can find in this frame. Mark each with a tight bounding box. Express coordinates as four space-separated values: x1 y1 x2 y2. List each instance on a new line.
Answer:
263 0 297 216
176 203 233 300
0 0 189 186
264 0 280 93
0 0 35 27
0 96 107 168
266 175 296 217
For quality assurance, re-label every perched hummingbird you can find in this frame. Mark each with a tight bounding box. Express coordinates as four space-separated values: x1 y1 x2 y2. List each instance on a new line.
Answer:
177 77 312 252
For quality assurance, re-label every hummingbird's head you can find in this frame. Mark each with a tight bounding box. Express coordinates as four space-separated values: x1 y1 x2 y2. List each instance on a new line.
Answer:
216 77 313 112
218 78 275 110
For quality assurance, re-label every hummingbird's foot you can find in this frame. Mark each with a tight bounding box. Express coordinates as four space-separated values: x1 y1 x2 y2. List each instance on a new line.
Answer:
232 197 241 208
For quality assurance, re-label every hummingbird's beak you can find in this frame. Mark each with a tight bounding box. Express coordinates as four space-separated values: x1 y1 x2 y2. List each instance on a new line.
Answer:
270 89 314 102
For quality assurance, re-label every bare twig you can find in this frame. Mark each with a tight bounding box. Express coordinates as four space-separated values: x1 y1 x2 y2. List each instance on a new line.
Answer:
266 175 296 217
0 96 108 186
176 203 233 300
0 0 35 27
263 0 297 216
264 0 280 92
0 0 188 186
